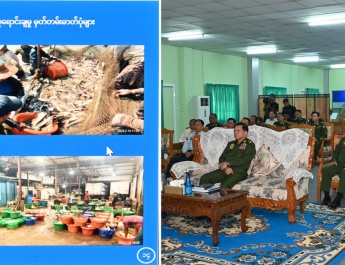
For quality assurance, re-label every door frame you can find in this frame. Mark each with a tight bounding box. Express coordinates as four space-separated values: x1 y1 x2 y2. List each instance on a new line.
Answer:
162 83 177 142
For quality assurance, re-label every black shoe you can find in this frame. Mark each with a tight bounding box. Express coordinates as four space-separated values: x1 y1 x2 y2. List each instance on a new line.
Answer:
328 200 341 210
321 197 331 206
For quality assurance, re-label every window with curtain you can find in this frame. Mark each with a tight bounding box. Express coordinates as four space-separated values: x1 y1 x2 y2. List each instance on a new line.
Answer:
205 83 239 124
305 88 320 94
264 86 287 95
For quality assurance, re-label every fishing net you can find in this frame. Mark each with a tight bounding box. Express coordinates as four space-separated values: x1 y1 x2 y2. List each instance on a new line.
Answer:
22 46 142 135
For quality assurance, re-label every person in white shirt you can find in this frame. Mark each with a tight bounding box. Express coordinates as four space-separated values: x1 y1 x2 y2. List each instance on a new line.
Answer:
178 119 196 142
265 110 278 125
163 119 205 179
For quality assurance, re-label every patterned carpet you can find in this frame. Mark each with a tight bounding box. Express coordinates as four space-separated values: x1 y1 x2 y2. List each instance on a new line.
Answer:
161 203 345 264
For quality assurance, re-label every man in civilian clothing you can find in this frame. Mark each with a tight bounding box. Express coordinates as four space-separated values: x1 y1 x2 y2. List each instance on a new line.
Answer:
282 98 296 122
163 119 205 179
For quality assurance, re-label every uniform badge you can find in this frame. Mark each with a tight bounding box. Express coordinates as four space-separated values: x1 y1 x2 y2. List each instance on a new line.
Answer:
239 143 247 150
229 144 235 149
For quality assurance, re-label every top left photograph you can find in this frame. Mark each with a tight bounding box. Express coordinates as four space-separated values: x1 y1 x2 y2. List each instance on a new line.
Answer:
0 45 144 135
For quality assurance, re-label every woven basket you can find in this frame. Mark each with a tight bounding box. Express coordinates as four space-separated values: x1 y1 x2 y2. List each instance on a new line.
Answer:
12 112 58 135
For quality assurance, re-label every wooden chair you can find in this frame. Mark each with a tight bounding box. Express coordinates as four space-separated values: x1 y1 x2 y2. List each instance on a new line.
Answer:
317 134 344 201
290 124 316 137
264 123 286 132
161 128 174 170
332 121 344 135
318 122 334 160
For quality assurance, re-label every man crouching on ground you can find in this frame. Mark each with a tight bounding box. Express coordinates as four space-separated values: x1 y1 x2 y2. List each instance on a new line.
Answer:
199 122 256 196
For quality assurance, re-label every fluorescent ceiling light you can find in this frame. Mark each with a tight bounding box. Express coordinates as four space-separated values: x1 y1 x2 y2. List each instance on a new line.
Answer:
168 34 204 41
330 64 345 69
293 56 319 63
247 48 277 55
309 18 345 26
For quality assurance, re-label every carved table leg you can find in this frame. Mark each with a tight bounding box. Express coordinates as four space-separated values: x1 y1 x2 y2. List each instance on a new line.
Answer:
210 216 220 247
241 205 248 232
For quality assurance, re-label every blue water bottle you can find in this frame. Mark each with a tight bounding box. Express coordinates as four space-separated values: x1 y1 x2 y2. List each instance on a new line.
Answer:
185 172 192 196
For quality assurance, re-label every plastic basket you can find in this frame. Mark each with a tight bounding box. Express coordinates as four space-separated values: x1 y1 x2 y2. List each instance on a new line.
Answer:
24 217 37 225
1 211 11 218
81 226 96 236
54 221 66 231
115 231 136 245
6 220 19 229
10 211 21 219
90 217 107 229
67 224 80 233
99 227 116 239
43 61 68 79
12 112 59 135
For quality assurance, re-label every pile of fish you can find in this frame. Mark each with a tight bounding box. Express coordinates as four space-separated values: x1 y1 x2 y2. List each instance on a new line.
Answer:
25 112 55 132
23 56 107 133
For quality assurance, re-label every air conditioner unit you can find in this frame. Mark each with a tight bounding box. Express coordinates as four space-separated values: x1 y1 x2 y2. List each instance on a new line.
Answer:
194 96 210 125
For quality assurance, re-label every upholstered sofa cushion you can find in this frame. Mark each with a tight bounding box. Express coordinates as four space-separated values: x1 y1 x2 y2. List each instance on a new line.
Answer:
232 174 310 200
269 146 310 178
248 145 281 177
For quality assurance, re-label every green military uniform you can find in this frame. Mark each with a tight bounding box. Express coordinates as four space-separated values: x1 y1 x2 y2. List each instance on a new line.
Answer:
321 137 345 194
293 118 308 124
309 120 328 159
206 123 223 130
199 138 256 189
273 121 291 129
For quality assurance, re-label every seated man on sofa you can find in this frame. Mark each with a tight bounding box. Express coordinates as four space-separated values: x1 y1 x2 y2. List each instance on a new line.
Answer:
163 119 205 180
199 122 256 195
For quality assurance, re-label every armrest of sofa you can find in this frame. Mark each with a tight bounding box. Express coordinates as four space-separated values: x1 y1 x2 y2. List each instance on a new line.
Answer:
170 161 202 180
285 168 313 182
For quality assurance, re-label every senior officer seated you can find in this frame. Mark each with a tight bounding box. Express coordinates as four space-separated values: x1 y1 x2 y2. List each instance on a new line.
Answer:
199 122 256 196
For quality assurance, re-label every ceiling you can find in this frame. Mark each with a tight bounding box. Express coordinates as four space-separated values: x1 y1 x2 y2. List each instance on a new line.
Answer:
161 0 345 69
0 156 143 183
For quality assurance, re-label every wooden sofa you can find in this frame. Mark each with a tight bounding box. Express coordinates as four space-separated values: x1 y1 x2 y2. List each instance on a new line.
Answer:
170 125 315 224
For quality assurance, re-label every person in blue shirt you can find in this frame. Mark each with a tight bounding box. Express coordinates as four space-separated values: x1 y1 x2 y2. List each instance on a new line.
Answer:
163 119 205 179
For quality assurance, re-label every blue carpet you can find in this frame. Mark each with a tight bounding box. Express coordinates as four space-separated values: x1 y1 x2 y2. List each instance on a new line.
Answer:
161 203 345 264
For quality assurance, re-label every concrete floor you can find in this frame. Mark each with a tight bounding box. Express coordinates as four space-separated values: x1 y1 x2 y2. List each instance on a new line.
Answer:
0 201 133 246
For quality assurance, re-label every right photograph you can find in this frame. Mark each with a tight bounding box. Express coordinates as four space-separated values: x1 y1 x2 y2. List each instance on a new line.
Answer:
161 0 345 264
0 45 144 135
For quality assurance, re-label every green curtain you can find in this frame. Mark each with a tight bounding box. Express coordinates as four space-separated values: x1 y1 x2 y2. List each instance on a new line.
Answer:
205 83 239 124
305 88 319 94
264 86 286 95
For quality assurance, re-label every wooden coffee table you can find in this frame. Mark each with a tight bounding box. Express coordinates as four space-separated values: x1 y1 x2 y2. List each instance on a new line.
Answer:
161 189 249 246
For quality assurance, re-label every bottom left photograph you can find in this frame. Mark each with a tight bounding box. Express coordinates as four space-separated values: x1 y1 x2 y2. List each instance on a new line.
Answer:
0 156 143 246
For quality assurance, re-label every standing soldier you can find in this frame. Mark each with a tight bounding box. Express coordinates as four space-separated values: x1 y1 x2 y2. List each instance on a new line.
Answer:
308 111 327 159
199 123 256 195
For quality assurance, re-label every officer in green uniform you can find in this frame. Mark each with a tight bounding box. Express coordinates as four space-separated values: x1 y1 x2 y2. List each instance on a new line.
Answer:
205 113 222 130
273 113 291 129
308 111 327 159
293 109 308 124
320 137 345 209
199 123 256 195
